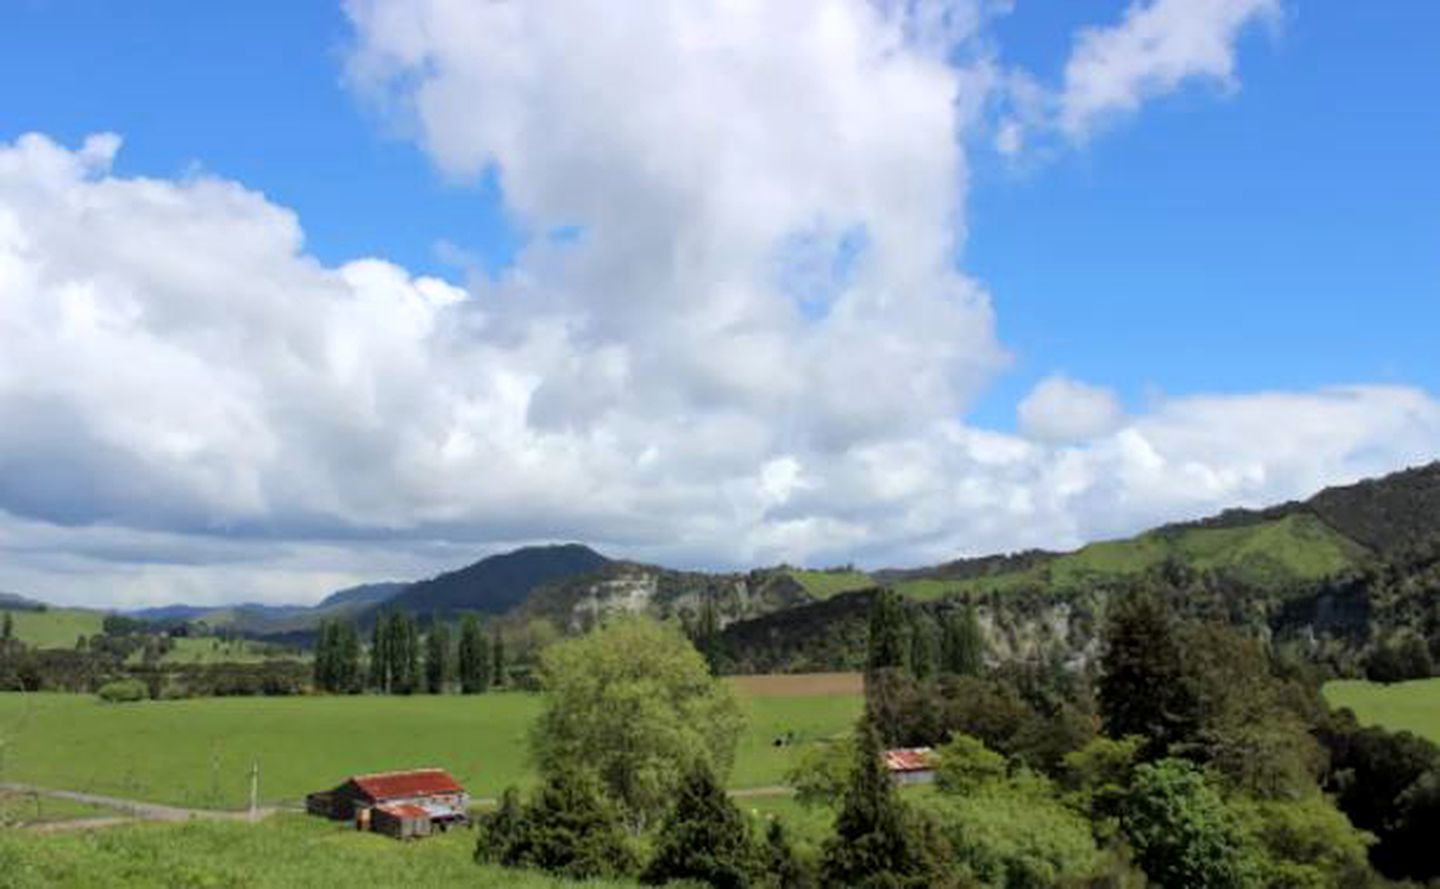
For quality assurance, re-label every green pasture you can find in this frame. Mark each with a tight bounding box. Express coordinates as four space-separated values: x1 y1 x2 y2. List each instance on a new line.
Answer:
0 688 861 810
0 814 634 889
1323 678 1440 744
894 513 1364 602
4 608 104 649
785 569 874 599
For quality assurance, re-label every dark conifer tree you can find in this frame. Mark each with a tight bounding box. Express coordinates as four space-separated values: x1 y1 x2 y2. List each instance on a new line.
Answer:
1099 590 1199 757
1 611 12 641
820 717 935 888
643 763 761 888
907 610 939 681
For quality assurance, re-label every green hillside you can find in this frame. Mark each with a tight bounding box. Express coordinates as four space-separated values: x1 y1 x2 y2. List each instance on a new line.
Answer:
4 607 105 648
894 512 1367 602
785 569 874 599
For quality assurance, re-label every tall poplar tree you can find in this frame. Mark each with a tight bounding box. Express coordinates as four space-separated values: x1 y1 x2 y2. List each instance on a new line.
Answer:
941 604 985 677
458 614 491 694
425 618 451 694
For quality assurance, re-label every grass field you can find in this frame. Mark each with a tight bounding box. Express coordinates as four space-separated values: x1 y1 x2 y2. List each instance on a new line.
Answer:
785 569 874 599
0 682 862 809
1323 678 1440 744
4 608 105 649
0 814 634 888
0 790 124 826
136 637 281 666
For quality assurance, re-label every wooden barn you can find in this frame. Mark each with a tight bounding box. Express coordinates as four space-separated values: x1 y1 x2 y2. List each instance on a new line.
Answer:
306 768 469 839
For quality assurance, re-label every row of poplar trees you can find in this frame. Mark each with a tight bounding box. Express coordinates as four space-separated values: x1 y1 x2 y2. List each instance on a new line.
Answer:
312 612 502 694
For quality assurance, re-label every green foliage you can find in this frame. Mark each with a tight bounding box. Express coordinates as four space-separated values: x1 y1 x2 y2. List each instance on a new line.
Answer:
531 617 745 829
424 619 451 694
643 763 763 887
939 605 984 677
1178 622 1324 799
96 678 147 703
1060 735 1143 828
786 737 856 809
1121 759 1259 889
476 766 639 881
458 613 492 694
819 718 941 889
1317 707 1440 881
1363 631 1433 683
1099 591 1199 758
762 819 813 889
922 771 1103 888
1234 795 1375 889
313 619 361 693
933 733 1006 795
866 590 909 675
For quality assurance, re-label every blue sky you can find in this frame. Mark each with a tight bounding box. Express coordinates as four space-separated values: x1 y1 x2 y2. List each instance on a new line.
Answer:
1 1 1438 605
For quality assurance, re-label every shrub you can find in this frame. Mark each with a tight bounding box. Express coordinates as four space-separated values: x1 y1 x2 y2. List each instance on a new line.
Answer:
643 764 763 888
1121 759 1259 888
96 679 147 703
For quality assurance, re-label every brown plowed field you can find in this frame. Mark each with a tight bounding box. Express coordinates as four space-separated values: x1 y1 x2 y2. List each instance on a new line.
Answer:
728 672 863 697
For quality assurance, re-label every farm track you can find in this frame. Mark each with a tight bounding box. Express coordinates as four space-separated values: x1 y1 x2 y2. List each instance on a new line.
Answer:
4 781 791 832
1 781 287 829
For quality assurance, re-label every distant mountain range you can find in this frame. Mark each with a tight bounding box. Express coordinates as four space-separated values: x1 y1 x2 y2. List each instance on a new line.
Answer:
0 591 45 611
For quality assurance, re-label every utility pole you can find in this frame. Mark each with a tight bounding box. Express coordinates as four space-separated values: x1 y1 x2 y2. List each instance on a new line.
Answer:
249 760 259 822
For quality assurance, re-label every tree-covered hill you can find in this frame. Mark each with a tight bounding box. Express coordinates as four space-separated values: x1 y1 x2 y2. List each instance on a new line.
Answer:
368 543 611 621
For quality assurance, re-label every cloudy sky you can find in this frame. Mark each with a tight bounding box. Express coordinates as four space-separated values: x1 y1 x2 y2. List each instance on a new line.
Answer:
1 1 1437 607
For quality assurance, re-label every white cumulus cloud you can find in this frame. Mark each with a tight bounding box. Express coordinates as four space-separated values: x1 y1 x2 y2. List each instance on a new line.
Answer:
1059 0 1282 138
1018 375 1125 444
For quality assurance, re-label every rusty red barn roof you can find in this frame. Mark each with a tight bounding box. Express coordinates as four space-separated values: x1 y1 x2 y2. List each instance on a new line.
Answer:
350 768 464 801
883 748 935 772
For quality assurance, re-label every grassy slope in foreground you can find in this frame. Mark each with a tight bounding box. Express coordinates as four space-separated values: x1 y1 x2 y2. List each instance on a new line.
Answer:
0 684 861 808
896 513 1365 601
0 814 634 889
4 607 105 649
1323 678 1440 745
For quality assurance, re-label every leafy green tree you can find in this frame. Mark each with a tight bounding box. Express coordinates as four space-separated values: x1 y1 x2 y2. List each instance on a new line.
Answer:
1099 591 1198 757
458 614 491 694
475 766 638 880
922 770 1102 888
424 618 451 694
786 738 856 809
1060 735 1143 830
1234 795 1375 889
643 763 762 888
531 616 744 830
933 733 1006 795
1121 758 1259 889
820 718 939 888
940 605 984 677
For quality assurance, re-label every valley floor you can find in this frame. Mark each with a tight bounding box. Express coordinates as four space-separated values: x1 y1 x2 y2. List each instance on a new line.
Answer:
0 678 861 810
1323 677 1440 744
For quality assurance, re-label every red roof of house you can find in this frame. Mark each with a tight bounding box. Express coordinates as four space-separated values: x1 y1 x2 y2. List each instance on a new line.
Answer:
350 768 464 801
376 803 429 819
883 748 935 772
